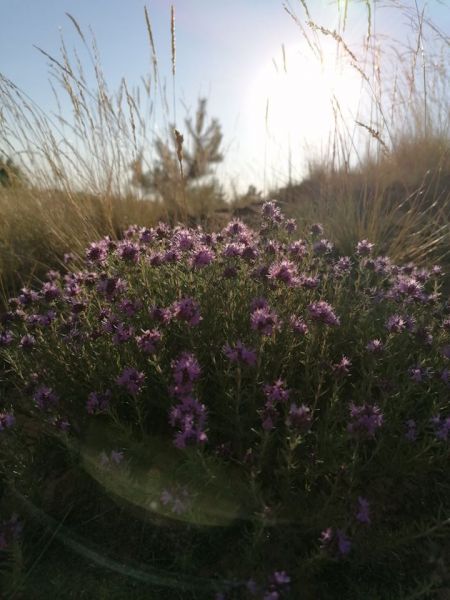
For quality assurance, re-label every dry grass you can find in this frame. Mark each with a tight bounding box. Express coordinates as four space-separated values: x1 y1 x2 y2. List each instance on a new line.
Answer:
0 2 449 301
277 0 450 268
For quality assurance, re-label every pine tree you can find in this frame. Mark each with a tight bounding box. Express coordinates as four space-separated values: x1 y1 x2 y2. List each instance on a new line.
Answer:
131 98 224 218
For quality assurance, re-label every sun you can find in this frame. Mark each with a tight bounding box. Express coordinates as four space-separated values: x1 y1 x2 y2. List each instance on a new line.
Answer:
243 40 362 183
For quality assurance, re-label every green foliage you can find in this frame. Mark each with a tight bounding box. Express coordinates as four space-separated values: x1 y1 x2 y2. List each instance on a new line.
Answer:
0 156 25 188
1 203 450 597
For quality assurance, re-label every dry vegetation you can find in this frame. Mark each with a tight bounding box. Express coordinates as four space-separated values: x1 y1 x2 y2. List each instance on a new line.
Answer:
0 0 449 296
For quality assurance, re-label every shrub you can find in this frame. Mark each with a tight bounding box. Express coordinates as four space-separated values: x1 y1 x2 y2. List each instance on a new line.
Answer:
1 202 450 598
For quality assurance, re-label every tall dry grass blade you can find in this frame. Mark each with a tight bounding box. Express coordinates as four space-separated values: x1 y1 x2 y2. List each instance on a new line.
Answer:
355 121 389 153
65 13 86 44
144 5 160 95
170 4 177 124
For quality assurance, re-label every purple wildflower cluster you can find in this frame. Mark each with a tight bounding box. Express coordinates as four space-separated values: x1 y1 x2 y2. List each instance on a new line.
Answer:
136 329 162 354
347 403 383 439
0 411 15 431
33 386 59 411
430 415 450 441
86 390 111 415
116 367 145 395
2 198 450 597
308 300 340 326
250 302 280 336
223 340 257 366
169 353 207 449
286 403 312 432
171 297 202 326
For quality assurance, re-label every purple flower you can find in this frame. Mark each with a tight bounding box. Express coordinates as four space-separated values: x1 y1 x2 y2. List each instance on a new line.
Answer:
332 356 351 377
272 571 291 586
148 252 164 266
223 341 257 366
313 239 333 255
86 390 111 415
386 314 415 334
290 316 309 335
223 218 247 238
286 403 312 431
337 530 352 555
172 297 202 326
391 276 424 301
173 228 195 250
356 239 374 256
112 323 134 345
18 287 39 306
409 365 431 383
116 367 145 395
33 386 59 411
118 298 142 317
0 330 13 346
139 227 155 244
261 200 283 224
19 334 36 351
288 240 308 259
299 274 320 289
169 396 208 449
431 415 450 441
268 260 298 285
96 276 127 299
373 255 393 275
355 497 371 524
222 242 243 258
250 307 280 336
320 528 351 556
136 329 162 354
149 305 172 325
366 339 384 353
310 223 324 236
163 248 181 263
284 218 297 233
308 301 340 326
250 297 269 312
0 412 15 431
348 403 383 439
333 256 352 277
191 246 215 268
263 239 282 255
170 352 201 397
263 379 290 403
41 282 61 302
85 241 108 263
117 241 140 262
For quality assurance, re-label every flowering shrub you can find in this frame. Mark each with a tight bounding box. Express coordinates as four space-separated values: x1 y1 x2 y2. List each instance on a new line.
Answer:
1 202 450 598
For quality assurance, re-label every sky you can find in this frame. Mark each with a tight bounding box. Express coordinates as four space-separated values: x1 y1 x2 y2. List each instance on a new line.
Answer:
1 0 449 195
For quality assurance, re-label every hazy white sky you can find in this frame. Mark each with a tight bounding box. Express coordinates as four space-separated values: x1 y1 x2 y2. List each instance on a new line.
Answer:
1 0 449 195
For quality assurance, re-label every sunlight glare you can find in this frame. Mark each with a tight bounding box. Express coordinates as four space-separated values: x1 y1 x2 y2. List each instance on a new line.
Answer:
243 41 362 185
